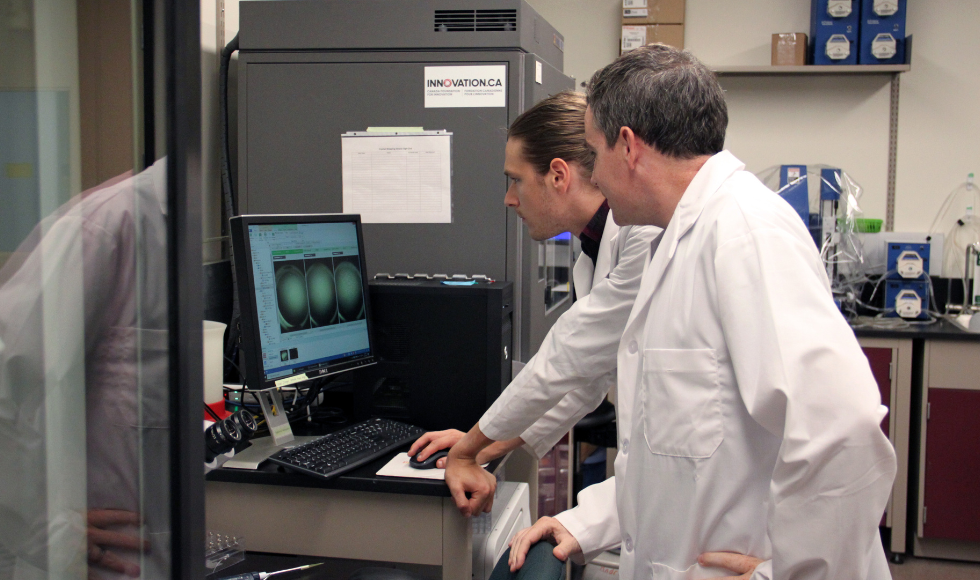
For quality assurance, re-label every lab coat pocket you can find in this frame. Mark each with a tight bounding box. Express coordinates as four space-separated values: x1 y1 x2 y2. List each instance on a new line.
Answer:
640 348 723 458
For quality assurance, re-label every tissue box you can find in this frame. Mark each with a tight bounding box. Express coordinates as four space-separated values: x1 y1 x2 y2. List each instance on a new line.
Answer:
772 33 808 65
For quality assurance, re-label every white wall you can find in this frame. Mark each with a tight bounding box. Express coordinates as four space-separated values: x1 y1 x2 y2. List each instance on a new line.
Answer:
894 1 980 232
201 0 222 263
198 0 242 262
525 0 622 88
528 0 980 235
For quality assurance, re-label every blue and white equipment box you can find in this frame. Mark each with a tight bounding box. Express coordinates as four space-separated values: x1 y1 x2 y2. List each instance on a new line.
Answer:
810 0 859 65
858 0 906 65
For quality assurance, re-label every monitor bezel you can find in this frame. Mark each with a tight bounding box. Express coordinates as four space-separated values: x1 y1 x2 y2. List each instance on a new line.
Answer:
230 213 377 392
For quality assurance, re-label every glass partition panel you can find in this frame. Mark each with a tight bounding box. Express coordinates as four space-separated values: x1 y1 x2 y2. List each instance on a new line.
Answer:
0 0 193 575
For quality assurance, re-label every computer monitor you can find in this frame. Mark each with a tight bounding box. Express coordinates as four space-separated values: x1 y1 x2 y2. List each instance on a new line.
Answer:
230 214 376 391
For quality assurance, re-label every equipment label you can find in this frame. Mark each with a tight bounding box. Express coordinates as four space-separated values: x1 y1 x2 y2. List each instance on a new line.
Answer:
424 65 506 108
621 26 647 52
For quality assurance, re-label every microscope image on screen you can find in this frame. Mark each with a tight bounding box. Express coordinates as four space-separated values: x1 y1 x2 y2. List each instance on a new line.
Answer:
275 261 312 333
274 256 364 334
334 256 365 323
305 258 338 327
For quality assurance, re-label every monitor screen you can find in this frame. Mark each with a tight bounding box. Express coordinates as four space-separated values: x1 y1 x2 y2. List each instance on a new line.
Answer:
231 214 376 390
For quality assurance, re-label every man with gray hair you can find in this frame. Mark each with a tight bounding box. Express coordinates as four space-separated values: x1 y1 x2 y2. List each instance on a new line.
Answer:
447 44 896 580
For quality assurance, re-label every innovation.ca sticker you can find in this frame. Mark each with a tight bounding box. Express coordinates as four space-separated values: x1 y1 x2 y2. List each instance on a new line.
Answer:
424 65 506 108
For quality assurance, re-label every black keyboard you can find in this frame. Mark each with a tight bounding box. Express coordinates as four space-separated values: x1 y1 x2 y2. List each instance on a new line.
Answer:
267 418 426 481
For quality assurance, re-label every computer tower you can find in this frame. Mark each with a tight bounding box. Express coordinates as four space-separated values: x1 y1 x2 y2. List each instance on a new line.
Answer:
353 280 513 431
236 0 574 365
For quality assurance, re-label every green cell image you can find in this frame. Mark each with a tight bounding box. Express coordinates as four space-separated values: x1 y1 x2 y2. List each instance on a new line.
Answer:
334 258 365 322
305 259 338 327
274 262 310 333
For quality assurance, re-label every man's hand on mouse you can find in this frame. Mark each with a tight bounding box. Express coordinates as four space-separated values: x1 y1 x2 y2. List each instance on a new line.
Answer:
409 430 466 468
409 429 525 469
409 449 448 469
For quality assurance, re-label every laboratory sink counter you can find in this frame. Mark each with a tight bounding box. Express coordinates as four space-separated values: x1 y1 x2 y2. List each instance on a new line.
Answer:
206 447 504 580
850 318 980 563
851 318 980 341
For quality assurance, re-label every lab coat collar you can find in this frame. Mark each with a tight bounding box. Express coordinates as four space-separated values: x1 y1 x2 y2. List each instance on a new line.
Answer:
664 150 744 260
623 151 744 333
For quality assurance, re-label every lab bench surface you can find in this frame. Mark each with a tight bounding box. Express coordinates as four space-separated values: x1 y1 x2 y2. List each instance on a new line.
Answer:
851 318 980 341
206 446 502 497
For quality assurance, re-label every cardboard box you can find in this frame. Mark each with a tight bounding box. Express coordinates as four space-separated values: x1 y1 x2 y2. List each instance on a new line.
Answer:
859 0 906 64
810 0 859 65
772 33 808 66
622 0 685 25
621 24 685 53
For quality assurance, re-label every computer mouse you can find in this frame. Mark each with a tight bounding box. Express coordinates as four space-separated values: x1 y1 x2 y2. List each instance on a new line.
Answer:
409 449 448 470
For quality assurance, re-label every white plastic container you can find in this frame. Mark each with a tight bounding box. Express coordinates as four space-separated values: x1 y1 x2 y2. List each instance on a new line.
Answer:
203 321 227 404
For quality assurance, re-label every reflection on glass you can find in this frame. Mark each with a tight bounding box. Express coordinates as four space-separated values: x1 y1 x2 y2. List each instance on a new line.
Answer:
0 0 172 577
540 232 572 312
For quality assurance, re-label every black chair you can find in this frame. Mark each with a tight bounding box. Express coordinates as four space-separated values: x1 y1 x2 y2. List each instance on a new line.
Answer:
572 399 617 447
571 399 617 502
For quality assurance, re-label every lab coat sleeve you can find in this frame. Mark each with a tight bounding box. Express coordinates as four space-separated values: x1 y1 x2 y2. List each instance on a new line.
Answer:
714 221 897 580
480 227 660 443
554 477 621 564
517 373 611 459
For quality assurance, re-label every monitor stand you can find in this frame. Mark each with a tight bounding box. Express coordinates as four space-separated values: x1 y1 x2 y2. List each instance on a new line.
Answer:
256 386 295 445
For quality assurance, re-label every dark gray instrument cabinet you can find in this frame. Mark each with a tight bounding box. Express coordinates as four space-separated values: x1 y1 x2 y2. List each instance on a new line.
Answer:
238 0 575 363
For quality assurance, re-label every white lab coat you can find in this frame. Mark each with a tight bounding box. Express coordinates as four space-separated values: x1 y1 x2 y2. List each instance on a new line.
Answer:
481 217 662 459
561 151 896 579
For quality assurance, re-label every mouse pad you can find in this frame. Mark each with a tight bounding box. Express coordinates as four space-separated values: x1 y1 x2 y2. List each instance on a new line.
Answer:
375 453 488 480
376 453 447 480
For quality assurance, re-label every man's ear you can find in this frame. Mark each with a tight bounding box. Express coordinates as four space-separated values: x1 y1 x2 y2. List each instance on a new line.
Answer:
548 157 572 194
620 126 641 170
